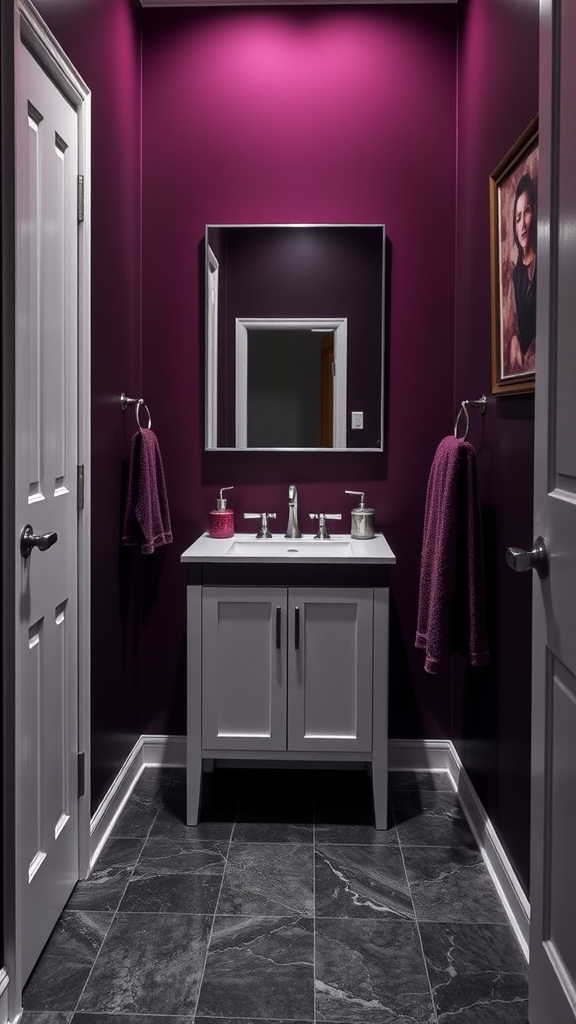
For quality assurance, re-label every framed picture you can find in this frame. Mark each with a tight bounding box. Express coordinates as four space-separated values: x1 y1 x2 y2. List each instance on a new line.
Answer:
490 117 538 395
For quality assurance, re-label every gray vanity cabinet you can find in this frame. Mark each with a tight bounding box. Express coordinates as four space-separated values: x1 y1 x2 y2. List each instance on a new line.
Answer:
201 587 373 753
184 558 392 831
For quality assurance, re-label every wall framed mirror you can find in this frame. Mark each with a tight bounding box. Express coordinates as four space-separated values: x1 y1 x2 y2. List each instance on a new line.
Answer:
205 223 386 451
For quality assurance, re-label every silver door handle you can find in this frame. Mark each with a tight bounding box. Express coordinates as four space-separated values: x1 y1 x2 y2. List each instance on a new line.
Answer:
20 524 58 559
506 536 549 580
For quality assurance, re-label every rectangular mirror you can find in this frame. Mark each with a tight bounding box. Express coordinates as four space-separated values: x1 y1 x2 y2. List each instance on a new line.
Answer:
205 224 386 451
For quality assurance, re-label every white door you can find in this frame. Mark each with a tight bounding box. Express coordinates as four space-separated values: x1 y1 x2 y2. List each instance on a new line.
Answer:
16 39 80 983
521 0 576 1018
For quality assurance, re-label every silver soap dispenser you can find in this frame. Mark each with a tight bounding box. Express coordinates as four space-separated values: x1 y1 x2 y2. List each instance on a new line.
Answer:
345 490 375 540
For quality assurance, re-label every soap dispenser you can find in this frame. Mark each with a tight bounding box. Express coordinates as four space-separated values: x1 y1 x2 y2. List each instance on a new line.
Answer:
209 487 235 539
345 490 375 540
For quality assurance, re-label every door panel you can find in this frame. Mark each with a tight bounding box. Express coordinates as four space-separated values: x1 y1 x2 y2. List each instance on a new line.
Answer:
16 41 79 983
530 0 576 1018
201 588 287 750
287 589 373 752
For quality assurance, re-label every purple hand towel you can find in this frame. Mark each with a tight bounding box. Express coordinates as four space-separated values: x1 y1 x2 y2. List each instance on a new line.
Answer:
415 435 489 674
122 427 173 554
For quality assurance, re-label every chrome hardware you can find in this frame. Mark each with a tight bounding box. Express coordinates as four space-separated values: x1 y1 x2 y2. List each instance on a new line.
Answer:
276 607 282 649
285 484 302 539
309 512 342 540
454 394 487 441
20 524 58 559
506 536 549 580
295 606 300 649
244 512 277 538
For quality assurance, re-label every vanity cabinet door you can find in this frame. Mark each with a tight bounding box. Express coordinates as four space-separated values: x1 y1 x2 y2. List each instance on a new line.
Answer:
202 587 287 750
287 588 374 752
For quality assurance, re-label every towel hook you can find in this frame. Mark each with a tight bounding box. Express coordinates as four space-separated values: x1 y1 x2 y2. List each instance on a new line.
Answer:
454 394 487 441
120 392 152 430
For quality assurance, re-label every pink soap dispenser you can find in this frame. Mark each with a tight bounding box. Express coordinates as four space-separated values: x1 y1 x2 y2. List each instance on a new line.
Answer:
209 487 234 539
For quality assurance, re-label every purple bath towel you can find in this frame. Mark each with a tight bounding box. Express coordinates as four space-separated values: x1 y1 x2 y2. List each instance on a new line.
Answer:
123 427 173 554
415 435 489 674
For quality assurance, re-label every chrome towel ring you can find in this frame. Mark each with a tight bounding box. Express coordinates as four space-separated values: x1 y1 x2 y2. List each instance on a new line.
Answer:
454 394 487 441
120 392 152 430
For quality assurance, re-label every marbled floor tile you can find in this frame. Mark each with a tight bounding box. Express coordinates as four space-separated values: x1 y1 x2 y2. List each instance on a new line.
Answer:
65 838 145 912
118 837 228 913
419 922 528 1022
196 1020 312 1024
217 842 314 916
77 913 212 1016
403 847 509 923
232 821 313 843
21 1012 73 1024
196 916 314 1021
150 780 235 841
388 770 453 794
23 912 113 1011
315 917 435 1024
392 791 477 849
314 821 398 846
315 844 413 919
108 789 161 839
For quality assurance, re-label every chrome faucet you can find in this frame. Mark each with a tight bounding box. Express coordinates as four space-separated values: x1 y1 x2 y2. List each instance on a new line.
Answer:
285 484 302 538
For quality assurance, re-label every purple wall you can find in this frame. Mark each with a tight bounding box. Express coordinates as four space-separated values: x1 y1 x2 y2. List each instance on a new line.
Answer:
33 0 143 811
140 4 458 741
453 0 539 893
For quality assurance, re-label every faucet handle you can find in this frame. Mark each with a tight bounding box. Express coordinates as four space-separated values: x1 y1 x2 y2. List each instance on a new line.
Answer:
309 512 342 539
244 512 277 538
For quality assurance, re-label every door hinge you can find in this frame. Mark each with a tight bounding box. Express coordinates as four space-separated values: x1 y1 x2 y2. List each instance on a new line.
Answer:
77 752 85 799
332 362 335 376
77 464 85 510
77 175 85 222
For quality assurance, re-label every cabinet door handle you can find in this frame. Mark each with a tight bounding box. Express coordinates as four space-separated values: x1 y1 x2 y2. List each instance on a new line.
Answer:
295 606 300 649
276 606 281 649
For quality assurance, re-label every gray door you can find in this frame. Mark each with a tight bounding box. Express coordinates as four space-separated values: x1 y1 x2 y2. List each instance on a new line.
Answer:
527 0 576 1018
16 40 80 982
201 587 287 750
287 588 373 752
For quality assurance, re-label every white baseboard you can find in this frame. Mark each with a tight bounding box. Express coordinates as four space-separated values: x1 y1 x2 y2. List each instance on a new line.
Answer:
0 970 9 1024
89 734 529 961
447 743 530 960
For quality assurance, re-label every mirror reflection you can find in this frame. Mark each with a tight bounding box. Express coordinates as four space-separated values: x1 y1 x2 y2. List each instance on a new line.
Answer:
205 224 386 451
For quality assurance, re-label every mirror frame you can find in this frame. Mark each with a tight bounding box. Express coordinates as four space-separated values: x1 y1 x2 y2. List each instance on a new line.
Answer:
205 223 386 452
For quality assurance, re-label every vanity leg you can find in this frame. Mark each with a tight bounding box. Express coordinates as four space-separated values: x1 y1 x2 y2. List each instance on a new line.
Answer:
187 755 203 826
187 584 203 826
372 587 390 830
204 758 215 773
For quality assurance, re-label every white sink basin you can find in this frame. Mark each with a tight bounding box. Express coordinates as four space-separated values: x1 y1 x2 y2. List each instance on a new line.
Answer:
181 532 396 565
228 538 353 558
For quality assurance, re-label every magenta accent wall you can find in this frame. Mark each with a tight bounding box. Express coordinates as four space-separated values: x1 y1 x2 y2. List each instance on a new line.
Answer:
32 0 143 810
140 4 458 740
453 0 539 893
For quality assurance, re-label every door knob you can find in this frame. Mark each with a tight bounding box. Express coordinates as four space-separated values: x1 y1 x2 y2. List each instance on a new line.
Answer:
20 524 58 559
506 536 549 579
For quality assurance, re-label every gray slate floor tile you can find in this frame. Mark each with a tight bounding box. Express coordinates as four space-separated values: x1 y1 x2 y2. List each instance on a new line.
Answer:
196 916 315 1021
392 789 477 848
23 912 113 1012
66 838 145 912
118 836 228 913
315 843 413 919
76 913 212 1015
217 842 314 916
315 917 435 1023
403 846 509 923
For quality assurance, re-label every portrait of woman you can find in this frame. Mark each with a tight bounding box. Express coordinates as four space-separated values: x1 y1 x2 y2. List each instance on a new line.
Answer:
490 118 538 394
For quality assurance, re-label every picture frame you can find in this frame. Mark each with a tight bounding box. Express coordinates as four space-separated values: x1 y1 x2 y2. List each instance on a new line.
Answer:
489 117 539 395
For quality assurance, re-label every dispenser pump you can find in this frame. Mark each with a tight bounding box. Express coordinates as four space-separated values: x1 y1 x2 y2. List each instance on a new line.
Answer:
217 486 233 511
209 487 235 539
345 489 375 540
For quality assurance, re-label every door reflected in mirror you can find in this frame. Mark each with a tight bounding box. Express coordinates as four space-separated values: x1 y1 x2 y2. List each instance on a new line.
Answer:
205 224 386 451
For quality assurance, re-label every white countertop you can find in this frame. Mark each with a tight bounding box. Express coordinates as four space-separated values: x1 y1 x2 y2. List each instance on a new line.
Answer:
181 531 396 565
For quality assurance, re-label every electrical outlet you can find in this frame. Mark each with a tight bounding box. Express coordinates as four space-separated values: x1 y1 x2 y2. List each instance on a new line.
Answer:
351 411 364 430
